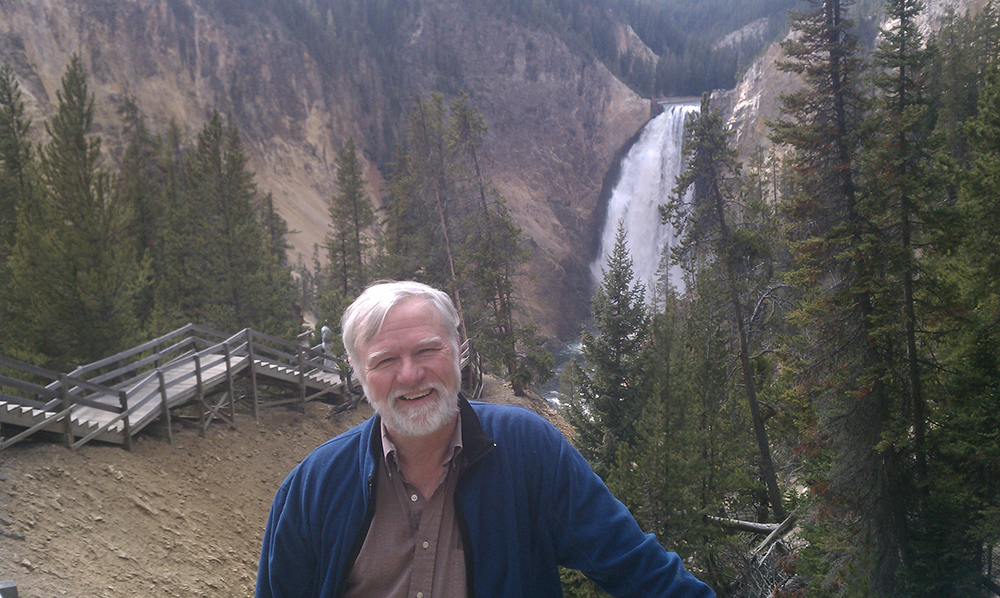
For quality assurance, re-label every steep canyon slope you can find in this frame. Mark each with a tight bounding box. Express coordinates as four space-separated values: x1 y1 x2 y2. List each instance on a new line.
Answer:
0 0 650 339
715 0 988 158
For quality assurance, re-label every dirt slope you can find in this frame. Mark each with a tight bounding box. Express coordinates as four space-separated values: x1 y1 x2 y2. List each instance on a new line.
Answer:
0 376 564 598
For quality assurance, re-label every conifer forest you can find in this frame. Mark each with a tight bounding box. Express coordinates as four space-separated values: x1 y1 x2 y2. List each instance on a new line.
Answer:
1 0 999 597
566 2 1000 597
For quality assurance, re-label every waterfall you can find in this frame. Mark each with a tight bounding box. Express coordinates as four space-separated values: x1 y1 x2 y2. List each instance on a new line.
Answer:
591 102 698 294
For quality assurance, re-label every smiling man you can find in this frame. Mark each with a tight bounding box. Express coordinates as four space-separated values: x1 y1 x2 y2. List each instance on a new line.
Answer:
255 280 715 598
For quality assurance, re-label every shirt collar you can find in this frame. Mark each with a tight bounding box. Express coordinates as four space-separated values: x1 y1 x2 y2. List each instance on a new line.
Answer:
380 412 464 473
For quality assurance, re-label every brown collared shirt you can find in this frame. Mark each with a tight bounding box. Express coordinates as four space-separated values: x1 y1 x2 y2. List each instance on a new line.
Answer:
343 417 467 598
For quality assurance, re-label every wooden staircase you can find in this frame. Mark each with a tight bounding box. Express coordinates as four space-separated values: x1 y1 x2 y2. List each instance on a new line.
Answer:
0 324 353 450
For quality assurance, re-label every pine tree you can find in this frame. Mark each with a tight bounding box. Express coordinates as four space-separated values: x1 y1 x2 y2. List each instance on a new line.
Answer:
566 223 650 475
462 195 552 395
8 56 148 366
666 93 786 521
189 111 296 334
324 137 373 303
152 111 296 336
862 8 948 593
404 93 467 337
117 96 166 328
0 62 35 355
922 70 1000 598
149 120 204 332
449 93 552 395
606 272 752 591
771 1 910 594
375 145 425 281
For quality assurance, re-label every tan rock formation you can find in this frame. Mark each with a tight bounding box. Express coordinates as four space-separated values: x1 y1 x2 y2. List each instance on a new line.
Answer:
0 0 651 339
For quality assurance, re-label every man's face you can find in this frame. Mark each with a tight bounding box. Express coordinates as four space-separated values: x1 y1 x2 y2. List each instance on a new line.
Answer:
357 298 461 437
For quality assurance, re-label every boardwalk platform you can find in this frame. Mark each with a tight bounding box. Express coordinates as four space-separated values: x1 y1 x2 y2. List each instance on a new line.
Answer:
0 324 354 450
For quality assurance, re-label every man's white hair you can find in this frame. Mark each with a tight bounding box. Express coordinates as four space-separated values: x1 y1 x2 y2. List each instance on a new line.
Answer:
341 280 461 373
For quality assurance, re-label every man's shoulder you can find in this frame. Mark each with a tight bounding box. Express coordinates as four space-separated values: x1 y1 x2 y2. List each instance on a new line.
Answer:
468 399 547 423
467 400 563 444
293 415 375 477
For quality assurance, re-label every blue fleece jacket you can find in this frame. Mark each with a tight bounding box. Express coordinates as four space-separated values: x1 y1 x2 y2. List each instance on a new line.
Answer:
255 397 715 598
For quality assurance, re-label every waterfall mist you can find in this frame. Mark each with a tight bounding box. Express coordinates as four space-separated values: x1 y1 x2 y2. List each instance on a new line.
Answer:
590 102 698 296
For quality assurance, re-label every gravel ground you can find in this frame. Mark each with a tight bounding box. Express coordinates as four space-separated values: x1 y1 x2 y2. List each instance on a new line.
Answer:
0 376 564 598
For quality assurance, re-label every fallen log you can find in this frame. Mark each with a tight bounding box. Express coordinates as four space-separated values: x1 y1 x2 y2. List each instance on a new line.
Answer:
704 515 780 535
752 513 798 555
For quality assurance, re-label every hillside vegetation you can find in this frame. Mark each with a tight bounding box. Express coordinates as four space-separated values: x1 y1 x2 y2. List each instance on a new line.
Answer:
563 1 1000 596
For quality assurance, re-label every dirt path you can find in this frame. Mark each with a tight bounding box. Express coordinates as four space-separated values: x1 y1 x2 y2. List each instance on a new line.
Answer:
0 377 564 597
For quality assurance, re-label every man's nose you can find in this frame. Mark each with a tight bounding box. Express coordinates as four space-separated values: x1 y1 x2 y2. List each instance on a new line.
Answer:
398 355 423 383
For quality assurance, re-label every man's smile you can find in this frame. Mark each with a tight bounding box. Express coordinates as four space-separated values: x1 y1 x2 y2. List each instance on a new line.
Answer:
396 388 434 401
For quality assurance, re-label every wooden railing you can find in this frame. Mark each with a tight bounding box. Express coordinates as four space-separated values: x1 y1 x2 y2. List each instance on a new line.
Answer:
1 324 351 451
0 355 126 451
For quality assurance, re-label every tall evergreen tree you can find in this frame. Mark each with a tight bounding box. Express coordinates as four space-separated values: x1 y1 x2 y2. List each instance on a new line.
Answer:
665 93 786 521
8 56 148 366
406 93 467 337
462 194 552 395
152 112 296 336
925 70 1000 598
862 10 942 593
449 93 552 395
149 120 204 332
190 111 296 334
566 223 650 475
607 271 753 592
117 96 166 328
324 136 373 305
771 1 910 594
375 145 425 281
376 96 457 287
0 62 35 355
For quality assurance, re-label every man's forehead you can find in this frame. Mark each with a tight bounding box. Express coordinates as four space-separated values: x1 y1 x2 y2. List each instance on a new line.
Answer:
364 300 451 343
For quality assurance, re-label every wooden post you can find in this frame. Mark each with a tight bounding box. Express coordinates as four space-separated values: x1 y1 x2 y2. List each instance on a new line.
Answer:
59 374 72 448
223 343 236 429
247 334 259 422
119 390 133 452
0 579 19 598
157 370 173 445
297 349 307 413
194 354 205 436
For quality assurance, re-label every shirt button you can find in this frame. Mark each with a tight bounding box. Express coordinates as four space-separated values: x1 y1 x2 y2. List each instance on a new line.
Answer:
422 541 429 549
410 494 418 502
417 593 424 598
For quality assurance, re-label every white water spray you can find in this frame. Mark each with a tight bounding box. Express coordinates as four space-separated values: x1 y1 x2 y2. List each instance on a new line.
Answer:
591 102 698 294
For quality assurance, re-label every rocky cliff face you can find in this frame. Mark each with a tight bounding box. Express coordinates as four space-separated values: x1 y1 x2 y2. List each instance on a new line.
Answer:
397 0 651 337
0 0 650 339
714 0 987 158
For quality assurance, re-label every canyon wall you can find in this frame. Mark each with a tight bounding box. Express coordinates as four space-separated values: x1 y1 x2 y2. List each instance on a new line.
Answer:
0 0 651 339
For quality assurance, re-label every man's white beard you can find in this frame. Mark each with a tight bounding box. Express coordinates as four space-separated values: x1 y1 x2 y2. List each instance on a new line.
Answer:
369 382 460 437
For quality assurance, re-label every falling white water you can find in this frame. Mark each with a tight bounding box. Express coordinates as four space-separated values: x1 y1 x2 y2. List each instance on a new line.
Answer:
591 102 698 295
